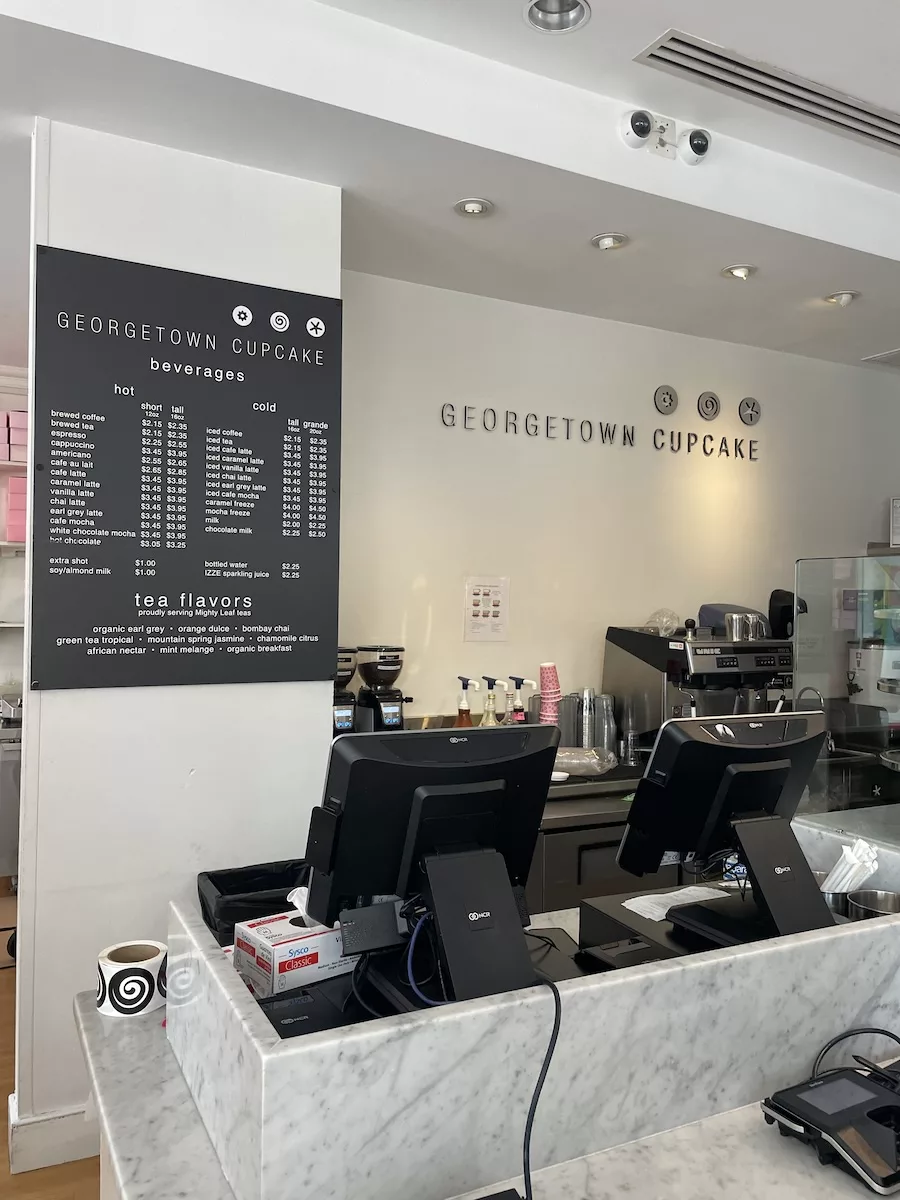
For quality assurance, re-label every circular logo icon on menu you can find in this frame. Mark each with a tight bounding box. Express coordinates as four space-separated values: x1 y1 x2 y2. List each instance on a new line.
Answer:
232 305 253 327
739 397 762 426
270 311 290 332
697 391 720 421
306 317 326 338
654 385 678 416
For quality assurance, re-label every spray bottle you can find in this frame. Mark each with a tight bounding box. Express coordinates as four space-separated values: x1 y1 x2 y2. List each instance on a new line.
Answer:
480 676 508 728
506 677 537 724
454 676 481 728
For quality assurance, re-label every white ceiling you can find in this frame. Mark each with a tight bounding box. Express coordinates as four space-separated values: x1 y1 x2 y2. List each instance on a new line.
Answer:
316 0 900 194
2 13 900 371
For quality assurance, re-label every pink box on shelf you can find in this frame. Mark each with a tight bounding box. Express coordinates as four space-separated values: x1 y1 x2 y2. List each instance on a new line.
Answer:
7 412 27 430
8 429 27 446
7 492 25 512
9 446 25 463
0 446 10 463
5 527 25 545
7 475 25 493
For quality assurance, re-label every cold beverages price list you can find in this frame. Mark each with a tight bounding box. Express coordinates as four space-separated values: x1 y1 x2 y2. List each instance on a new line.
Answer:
32 247 341 690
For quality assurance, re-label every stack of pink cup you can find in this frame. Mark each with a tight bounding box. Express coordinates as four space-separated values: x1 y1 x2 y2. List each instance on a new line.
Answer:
538 662 562 725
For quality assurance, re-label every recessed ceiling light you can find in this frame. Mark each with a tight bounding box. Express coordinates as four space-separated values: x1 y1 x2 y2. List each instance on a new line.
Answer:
824 290 860 307
590 233 629 251
524 0 591 34
454 198 494 217
721 264 757 281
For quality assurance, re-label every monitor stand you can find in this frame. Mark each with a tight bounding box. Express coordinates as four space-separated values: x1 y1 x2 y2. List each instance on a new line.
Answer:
366 848 540 1011
668 814 835 949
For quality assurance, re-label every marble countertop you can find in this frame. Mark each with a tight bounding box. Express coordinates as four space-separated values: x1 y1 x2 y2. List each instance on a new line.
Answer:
74 992 235 1200
76 983 867 1200
457 1102 866 1199
71 912 575 1200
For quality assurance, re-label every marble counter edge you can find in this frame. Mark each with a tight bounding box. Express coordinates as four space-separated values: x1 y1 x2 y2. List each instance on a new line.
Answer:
74 985 860 1200
181 894 900 1064
168 901 281 1052
74 991 235 1200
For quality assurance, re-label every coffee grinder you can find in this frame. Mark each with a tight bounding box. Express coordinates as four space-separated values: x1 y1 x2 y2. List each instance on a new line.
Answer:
355 646 412 732
333 647 358 736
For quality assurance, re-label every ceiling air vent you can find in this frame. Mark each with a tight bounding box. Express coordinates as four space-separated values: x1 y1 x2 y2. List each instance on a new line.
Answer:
861 348 900 370
637 31 900 155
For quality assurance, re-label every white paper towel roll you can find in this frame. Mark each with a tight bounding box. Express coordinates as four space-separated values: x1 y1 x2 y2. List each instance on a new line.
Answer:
97 940 167 1017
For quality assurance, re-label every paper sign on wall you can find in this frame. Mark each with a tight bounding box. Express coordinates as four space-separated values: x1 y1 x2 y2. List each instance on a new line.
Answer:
464 576 509 642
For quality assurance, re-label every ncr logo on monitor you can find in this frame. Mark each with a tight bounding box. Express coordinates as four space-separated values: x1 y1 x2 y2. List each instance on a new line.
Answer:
466 910 495 930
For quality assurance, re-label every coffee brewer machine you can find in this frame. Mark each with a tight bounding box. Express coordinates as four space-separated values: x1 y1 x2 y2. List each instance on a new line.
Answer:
354 645 412 732
602 622 794 750
333 647 358 736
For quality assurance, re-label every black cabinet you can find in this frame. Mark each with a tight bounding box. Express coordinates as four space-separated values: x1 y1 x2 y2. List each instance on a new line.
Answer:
528 792 679 913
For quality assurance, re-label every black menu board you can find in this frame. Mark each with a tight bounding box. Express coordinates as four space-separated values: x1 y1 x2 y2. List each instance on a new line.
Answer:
31 246 341 690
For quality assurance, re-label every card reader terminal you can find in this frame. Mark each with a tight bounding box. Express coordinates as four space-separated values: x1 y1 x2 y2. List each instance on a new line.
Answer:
762 1069 900 1193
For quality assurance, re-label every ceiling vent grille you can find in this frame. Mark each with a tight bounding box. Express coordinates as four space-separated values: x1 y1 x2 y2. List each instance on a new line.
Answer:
637 31 900 155
861 348 900 370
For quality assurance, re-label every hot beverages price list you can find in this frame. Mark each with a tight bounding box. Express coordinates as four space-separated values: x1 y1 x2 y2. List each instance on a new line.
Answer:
31 247 341 689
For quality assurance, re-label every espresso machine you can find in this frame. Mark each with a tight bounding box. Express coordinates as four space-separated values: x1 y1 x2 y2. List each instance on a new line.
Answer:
333 647 358 736
602 612 794 751
354 645 412 732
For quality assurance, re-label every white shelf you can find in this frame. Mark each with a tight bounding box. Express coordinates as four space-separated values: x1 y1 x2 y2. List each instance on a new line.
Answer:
0 624 23 629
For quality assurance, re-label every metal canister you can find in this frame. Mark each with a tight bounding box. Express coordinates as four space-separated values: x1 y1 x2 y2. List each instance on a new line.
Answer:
724 612 748 640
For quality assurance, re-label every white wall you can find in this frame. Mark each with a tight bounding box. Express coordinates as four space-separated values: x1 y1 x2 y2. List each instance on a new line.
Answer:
14 121 339 1169
340 271 900 717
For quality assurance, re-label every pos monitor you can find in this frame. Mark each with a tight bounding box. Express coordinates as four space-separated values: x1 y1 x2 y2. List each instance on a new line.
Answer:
617 711 833 947
304 724 560 1008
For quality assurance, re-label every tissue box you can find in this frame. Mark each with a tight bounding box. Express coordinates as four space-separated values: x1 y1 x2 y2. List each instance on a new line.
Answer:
8 476 25 493
6 412 26 430
8 429 27 446
233 911 358 997
7 491 24 512
9 446 25 463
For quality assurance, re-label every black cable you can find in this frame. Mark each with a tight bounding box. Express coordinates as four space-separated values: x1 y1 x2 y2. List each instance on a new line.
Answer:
524 931 556 962
349 953 383 1019
525 932 556 949
523 980 562 1200
813 1027 900 1077
852 1055 900 1090
682 849 736 880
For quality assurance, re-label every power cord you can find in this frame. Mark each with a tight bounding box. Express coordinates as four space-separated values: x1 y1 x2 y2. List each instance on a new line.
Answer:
348 953 383 1019
524 930 556 963
522 980 562 1200
813 1027 900 1078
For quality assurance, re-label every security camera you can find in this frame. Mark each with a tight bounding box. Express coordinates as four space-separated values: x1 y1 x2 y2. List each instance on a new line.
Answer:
678 128 711 165
620 109 654 149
